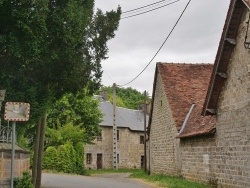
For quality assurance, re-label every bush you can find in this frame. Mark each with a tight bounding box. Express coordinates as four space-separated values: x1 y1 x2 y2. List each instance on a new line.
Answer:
43 146 58 170
43 142 86 174
14 172 34 188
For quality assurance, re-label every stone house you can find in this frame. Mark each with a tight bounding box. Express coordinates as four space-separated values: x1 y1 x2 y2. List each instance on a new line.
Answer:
84 96 148 169
148 0 250 187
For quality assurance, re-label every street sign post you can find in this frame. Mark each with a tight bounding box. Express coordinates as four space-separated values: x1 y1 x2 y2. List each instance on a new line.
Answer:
4 102 30 188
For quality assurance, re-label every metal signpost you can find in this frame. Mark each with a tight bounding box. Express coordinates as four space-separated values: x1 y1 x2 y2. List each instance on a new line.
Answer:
4 102 30 188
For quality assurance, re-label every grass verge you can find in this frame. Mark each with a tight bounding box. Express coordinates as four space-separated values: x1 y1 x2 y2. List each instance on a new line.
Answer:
87 169 210 188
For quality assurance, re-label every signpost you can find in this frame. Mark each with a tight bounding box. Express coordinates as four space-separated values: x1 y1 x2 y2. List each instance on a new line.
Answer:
4 102 30 188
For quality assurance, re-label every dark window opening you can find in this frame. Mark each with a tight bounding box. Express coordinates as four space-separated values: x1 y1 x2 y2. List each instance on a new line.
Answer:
140 135 144 144
97 131 102 141
86 153 92 164
117 130 119 142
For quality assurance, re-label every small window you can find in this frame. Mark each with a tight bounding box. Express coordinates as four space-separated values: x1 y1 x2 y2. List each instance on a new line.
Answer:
117 154 119 164
86 153 92 164
117 130 120 142
140 135 144 144
97 131 102 141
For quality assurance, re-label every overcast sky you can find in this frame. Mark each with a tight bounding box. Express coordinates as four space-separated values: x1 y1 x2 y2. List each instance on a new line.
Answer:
95 0 231 95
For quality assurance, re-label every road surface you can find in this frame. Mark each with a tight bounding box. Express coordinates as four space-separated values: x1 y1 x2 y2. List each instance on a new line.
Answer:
41 173 156 188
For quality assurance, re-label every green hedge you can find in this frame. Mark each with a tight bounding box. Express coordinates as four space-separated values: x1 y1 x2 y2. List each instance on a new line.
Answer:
43 142 85 174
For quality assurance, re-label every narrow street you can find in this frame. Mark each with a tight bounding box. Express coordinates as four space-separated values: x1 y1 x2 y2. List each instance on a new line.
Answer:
41 173 156 188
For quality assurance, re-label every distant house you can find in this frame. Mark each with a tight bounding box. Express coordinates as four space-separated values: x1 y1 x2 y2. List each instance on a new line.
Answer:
84 96 148 169
148 0 250 187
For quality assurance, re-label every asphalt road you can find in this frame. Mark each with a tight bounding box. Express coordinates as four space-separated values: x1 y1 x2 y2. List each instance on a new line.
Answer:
41 173 156 188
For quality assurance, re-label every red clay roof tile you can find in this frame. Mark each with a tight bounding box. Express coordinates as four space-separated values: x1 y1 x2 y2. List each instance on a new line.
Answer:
157 63 214 135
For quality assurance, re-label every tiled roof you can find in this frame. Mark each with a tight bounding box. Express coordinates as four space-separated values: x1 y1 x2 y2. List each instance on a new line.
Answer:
177 104 216 138
98 99 148 131
203 0 248 115
157 63 213 132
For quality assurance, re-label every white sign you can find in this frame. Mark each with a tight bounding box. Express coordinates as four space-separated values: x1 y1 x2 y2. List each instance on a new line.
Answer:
4 102 30 121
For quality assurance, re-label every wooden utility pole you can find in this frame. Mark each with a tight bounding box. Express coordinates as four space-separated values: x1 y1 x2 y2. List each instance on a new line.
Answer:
112 83 118 169
144 90 147 172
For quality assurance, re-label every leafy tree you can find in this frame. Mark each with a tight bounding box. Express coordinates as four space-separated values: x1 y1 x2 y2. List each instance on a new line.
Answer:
0 1 121 187
47 89 103 144
44 123 86 174
100 86 151 109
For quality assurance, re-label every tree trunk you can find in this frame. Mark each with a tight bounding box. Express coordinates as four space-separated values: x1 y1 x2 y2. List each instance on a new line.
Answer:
32 117 42 186
35 113 47 188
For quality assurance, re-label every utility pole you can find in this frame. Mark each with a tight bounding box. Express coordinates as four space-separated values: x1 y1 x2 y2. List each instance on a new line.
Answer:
144 90 147 172
112 83 117 169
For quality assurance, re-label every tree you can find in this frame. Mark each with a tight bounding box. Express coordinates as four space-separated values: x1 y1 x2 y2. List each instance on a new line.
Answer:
0 1 121 187
47 89 103 143
100 86 151 109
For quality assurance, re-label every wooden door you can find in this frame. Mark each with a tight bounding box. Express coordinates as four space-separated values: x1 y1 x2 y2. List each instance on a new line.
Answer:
97 154 103 169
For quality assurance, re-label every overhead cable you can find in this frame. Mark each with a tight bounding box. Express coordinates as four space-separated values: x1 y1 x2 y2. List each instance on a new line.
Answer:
119 0 192 87
121 0 181 19
122 0 174 14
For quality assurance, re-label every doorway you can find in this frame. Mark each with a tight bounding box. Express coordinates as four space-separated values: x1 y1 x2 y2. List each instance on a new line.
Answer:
97 154 103 169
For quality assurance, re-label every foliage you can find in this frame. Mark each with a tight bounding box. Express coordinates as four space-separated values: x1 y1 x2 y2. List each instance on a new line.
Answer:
57 142 77 173
0 1 121 186
43 142 86 175
0 0 121 138
44 121 87 174
14 172 34 188
47 89 103 144
45 122 84 148
100 86 151 109
43 146 58 170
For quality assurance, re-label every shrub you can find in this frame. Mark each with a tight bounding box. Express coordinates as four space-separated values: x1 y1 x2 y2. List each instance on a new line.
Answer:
14 172 34 188
43 146 58 170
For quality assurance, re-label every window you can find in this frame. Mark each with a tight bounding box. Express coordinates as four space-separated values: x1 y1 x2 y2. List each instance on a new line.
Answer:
117 130 119 142
117 154 119 164
86 153 92 164
140 135 144 144
97 131 102 141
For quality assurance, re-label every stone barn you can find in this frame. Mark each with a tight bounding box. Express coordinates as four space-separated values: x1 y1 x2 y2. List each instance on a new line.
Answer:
148 0 250 187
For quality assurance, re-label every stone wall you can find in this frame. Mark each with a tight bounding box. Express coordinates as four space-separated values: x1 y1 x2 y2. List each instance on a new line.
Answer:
0 144 30 188
179 8 250 188
149 72 179 176
85 126 145 169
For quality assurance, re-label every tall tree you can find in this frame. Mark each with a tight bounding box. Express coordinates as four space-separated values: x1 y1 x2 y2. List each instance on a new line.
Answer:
0 1 121 187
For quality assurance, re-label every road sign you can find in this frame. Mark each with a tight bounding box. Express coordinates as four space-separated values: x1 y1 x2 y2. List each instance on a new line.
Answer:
4 102 30 121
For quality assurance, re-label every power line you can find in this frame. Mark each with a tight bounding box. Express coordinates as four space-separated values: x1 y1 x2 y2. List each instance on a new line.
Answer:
119 0 192 87
122 0 174 14
121 0 181 20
